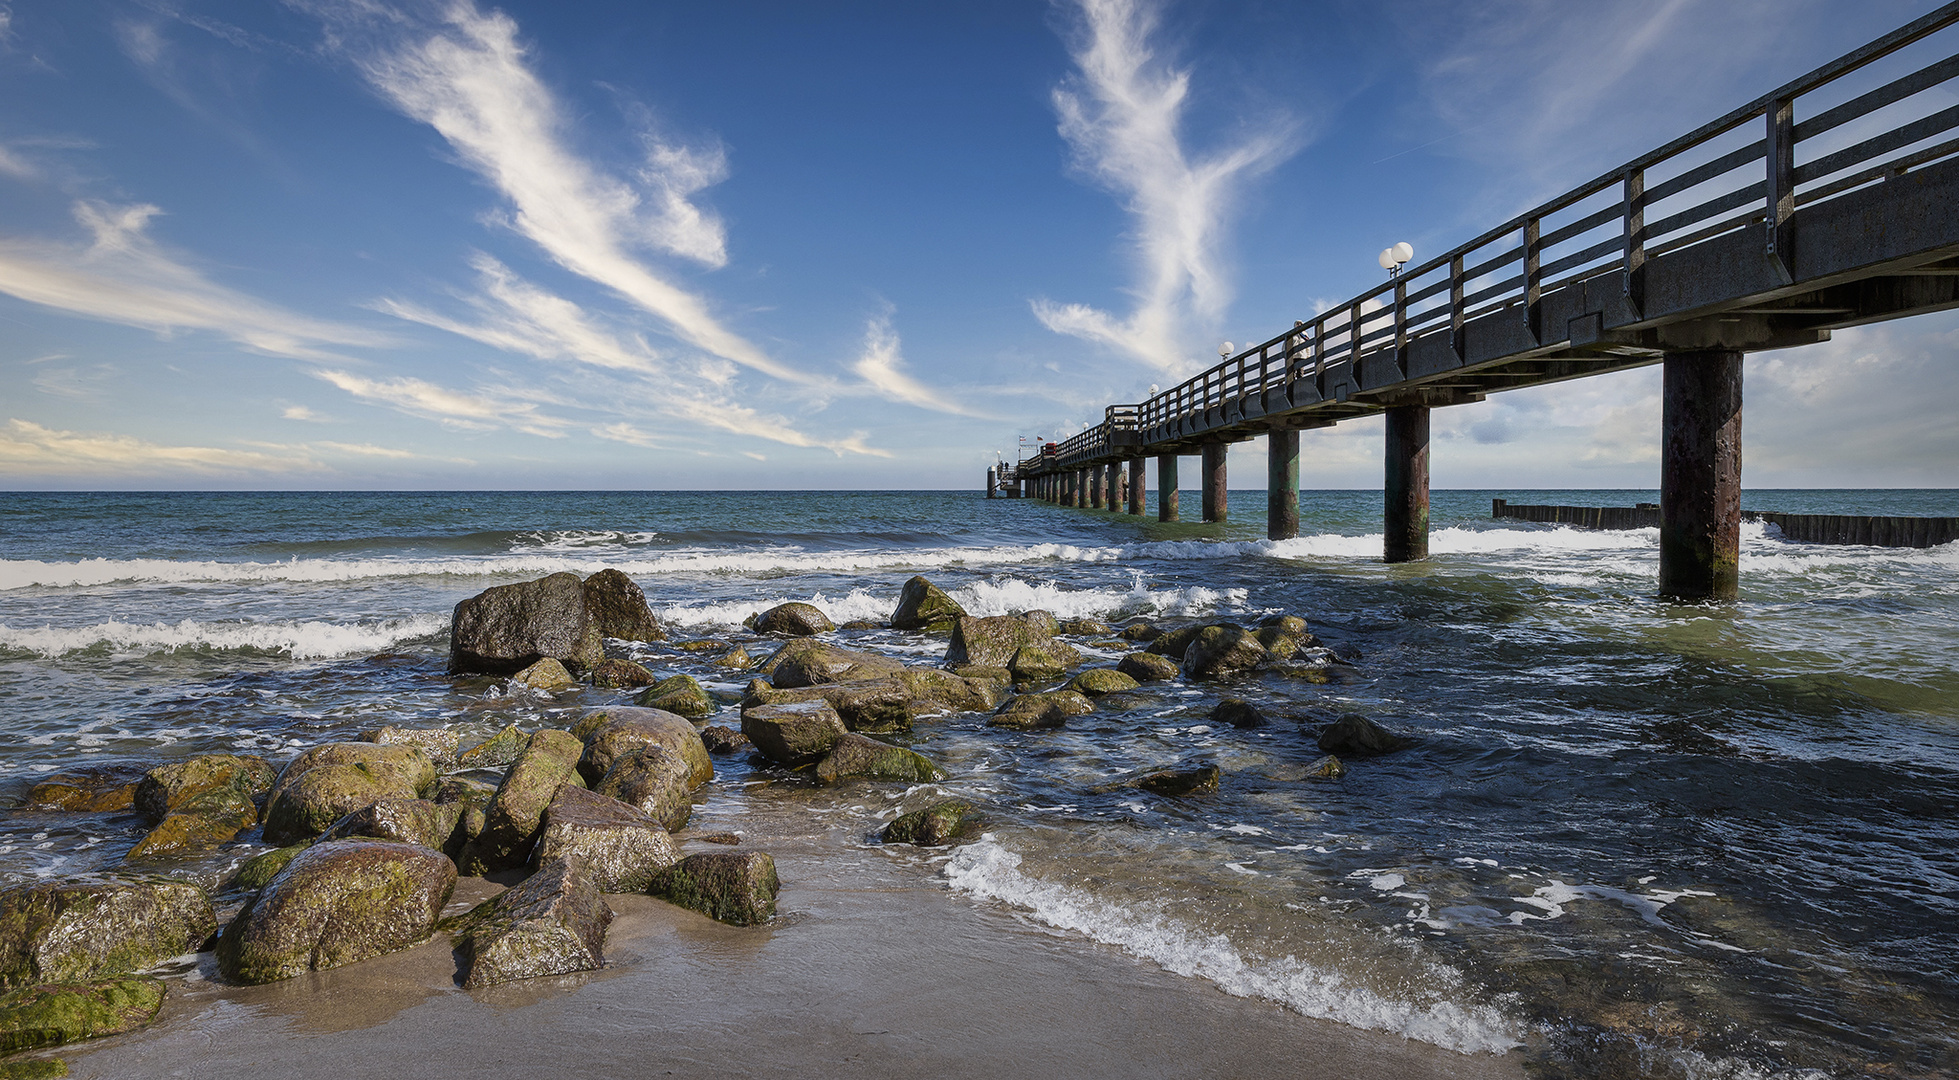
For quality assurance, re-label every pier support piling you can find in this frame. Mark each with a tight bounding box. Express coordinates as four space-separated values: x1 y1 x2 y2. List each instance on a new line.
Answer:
1202 444 1228 523
1158 455 1179 522
1075 469 1087 509
1384 405 1430 562
1090 466 1105 510
1109 463 1124 512
986 467 997 499
1268 429 1299 541
1127 458 1145 515
1660 348 1743 601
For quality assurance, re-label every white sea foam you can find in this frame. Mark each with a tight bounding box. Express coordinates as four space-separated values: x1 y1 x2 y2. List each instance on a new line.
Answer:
943 838 1525 1055
657 574 1249 630
0 614 448 659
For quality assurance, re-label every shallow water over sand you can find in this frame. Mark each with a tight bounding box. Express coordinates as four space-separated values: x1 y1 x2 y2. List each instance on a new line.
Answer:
2 489 1955 1078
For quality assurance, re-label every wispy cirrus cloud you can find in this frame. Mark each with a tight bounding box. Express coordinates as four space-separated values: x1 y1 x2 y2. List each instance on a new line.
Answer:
0 200 388 359
1032 0 1296 374
0 417 321 475
848 314 998 420
309 367 573 438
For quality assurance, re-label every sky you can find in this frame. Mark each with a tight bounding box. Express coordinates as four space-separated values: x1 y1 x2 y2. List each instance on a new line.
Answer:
0 0 1954 490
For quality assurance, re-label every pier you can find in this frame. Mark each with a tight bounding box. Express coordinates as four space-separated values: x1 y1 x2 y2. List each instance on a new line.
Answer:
997 7 1959 599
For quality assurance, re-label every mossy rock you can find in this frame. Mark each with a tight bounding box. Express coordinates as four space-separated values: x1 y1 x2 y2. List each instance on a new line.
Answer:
896 668 1007 712
454 725 529 770
1305 754 1347 779
1317 716 1412 757
1208 698 1269 729
633 674 714 718
814 733 945 786
592 746 694 832
1144 624 1204 660
1118 621 1162 642
1257 614 1310 639
534 785 678 893
318 798 464 854
0 1059 67 1078
711 646 754 670
0 878 215 993
590 658 658 690
125 810 256 863
582 568 668 643
745 679 914 735
0 978 164 1053
459 730 585 875
944 613 1054 669
699 725 751 755
261 743 437 847
216 840 456 985
751 602 834 637
649 852 778 927
764 640 906 688
881 800 976 846
1116 651 1181 682
740 700 848 765
510 658 577 690
1069 669 1139 696
890 576 966 632
1058 618 1112 636
23 765 146 814
448 858 611 988
1007 640 1082 682
574 707 714 789
229 845 308 892
1181 625 1269 679
360 726 464 767
1128 762 1221 797
989 690 1093 731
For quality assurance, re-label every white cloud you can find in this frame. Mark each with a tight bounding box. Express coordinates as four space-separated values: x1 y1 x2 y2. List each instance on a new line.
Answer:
849 314 996 419
0 418 322 476
0 142 33 180
310 367 573 438
1033 0 1296 374
0 201 388 359
327 0 813 384
282 404 323 421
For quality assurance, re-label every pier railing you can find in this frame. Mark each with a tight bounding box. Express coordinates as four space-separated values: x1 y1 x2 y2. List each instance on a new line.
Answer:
1032 4 1959 471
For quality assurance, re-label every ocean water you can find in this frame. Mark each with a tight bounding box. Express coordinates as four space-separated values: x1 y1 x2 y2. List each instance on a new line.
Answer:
1 488 1955 1079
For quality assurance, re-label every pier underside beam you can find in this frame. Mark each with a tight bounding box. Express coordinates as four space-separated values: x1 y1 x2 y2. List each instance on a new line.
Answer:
1384 405 1430 563
1268 430 1299 541
1202 444 1227 523
1660 348 1743 601
1128 458 1145 515
1158 455 1179 522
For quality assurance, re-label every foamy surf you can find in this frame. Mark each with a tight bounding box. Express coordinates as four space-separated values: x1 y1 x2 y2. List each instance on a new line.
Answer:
0 614 449 659
657 574 1251 630
943 838 1526 1056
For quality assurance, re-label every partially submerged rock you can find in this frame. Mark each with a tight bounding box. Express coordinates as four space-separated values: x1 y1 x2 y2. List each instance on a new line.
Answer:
633 673 714 718
582 568 668 643
990 690 1093 730
744 678 915 734
814 733 944 785
22 766 146 814
459 730 586 875
1181 625 1269 679
1304 754 1348 779
0 978 165 1054
510 657 577 690
592 746 694 832
449 858 611 989
764 639 905 688
881 800 976 846
944 612 1060 669
1119 621 1162 642
1209 698 1269 729
449 572 604 675
589 658 658 690
126 754 274 861
1006 639 1083 682
741 700 848 765
533 785 678 893
1117 651 1181 682
1124 761 1221 797
0 878 215 992
217 840 456 985
1317 716 1412 757
890 576 965 633
359 727 462 767
260 743 437 847
1144 624 1205 661
573 707 713 789
1058 618 1112 636
1069 668 1139 696
711 646 754 670
896 668 1008 713
751 602 835 637
649 852 778 927
229 844 307 892
699 726 751 755
317 799 464 855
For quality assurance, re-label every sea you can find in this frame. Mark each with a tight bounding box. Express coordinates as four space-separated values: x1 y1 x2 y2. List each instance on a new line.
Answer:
0 488 1954 1079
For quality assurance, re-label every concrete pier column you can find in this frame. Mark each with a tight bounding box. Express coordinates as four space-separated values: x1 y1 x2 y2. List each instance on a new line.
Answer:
986 467 997 499
1267 429 1299 540
1201 443 1227 523
1127 458 1145 515
1089 466 1104 509
1108 463 1123 512
1157 455 1180 521
1075 469 1088 509
1660 348 1743 601
1384 405 1430 562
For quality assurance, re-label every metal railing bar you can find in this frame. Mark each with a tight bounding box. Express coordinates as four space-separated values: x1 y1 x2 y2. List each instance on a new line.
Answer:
1795 52 1959 140
1538 203 1626 249
1464 245 1526 282
1538 235 1628 281
1643 139 1768 204
1797 134 1959 203
1645 208 1763 259
1794 101 1959 182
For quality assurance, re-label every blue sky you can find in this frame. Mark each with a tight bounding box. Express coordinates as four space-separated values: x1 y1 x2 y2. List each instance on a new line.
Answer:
1 0 1954 490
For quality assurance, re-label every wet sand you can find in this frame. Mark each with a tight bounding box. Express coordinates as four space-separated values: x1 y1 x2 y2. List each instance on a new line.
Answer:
57 831 1528 1080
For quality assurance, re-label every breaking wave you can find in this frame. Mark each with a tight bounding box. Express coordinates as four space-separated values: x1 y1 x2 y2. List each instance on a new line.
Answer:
0 614 449 660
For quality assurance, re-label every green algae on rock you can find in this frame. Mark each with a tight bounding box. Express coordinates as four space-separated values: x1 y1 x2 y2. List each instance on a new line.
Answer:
228 845 308 893
126 755 275 861
1069 668 1140 696
1116 651 1181 682
0 978 165 1054
750 602 834 637
880 800 976 846
632 673 714 718
216 840 456 985
740 700 848 765
448 857 611 989
989 690 1094 731
0 879 215 994
589 657 657 690
318 798 464 855
260 743 438 847
649 852 778 927
533 785 678 894
574 707 713 789
454 724 530 770
592 746 695 832
459 730 585 875
889 575 965 633
814 733 944 785
509 657 577 690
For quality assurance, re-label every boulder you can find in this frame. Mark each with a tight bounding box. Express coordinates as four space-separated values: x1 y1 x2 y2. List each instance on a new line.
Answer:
1058 618 1112 636
839 619 881 631
22 766 146 814
764 640 905 688
1117 651 1181 682
0 1059 66 1079
633 674 714 718
449 571 605 675
1119 621 1163 642
1305 754 1348 779
454 724 530 770
896 668 1008 712
814 734 945 786
260 743 437 847
880 800 976 846
449 858 611 988
1144 624 1205 660
459 730 586 874
744 679 914 734
1317 716 1412 757
533 785 678 893
890 576 966 633
947 664 1014 689
229 844 307 892
592 746 694 832
126 755 273 860
649 852 778 927
359 727 462 767
944 613 1057 669
699 726 751 755
318 799 464 855
217 840 455 984
1069 669 1139 696
510 657 577 690
0 879 215 992
1209 698 1269 729
0 978 165 1054
589 658 658 690
1258 634 1305 662
1181 625 1270 679
582 568 668 642
572 708 713 789
751 602 835 637
1257 613 1310 638
432 775 499 847
1126 762 1221 797
740 700 848 765
989 690 1093 731
711 646 754 670
1006 640 1082 682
